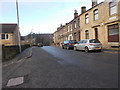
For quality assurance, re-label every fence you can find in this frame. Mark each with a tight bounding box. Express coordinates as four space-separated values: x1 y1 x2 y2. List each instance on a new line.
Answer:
2 44 30 62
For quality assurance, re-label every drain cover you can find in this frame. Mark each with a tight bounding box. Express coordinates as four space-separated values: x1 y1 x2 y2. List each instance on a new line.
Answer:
7 77 24 87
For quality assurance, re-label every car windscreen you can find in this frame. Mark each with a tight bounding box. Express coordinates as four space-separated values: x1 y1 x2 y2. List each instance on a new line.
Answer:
69 40 76 44
89 39 100 43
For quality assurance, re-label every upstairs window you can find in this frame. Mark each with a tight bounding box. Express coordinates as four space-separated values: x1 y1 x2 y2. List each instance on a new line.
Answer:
94 9 98 20
85 14 89 24
68 25 70 32
1 34 8 40
78 18 80 27
74 21 76 29
109 1 117 15
71 24 73 31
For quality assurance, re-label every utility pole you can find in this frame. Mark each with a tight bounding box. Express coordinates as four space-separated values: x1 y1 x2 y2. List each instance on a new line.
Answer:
16 0 21 53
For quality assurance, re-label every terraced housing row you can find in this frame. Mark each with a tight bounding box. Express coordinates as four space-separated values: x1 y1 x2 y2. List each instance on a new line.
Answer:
53 0 120 49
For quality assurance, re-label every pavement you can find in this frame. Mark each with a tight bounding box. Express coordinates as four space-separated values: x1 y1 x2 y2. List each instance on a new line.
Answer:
102 48 120 53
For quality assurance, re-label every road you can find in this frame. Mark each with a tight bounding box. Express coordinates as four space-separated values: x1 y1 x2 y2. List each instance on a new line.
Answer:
2 46 118 88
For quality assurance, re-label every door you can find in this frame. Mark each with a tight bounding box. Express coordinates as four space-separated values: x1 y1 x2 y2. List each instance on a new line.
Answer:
78 40 85 50
95 28 98 39
81 40 87 50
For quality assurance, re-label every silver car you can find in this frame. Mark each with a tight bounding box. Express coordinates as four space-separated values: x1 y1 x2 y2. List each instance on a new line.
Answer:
74 39 103 52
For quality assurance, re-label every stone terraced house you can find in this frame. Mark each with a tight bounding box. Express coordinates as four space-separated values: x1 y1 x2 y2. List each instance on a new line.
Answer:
54 0 120 49
0 24 19 46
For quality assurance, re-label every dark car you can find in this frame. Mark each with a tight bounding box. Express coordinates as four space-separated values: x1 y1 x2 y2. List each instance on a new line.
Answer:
62 40 77 50
38 43 43 47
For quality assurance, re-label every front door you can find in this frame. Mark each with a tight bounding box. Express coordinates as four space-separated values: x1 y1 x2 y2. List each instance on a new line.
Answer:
95 28 98 39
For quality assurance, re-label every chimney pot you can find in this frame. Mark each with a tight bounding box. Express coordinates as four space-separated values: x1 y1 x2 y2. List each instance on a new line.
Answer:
81 6 86 13
74 10 78 19
75 10 77 13
92 0 97 7
60 24 62 28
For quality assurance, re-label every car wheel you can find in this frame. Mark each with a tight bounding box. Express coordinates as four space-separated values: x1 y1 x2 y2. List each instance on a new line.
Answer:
85 47 89 53
62 46 64 49
67 47 69 50
98 49 102 52
74 47 77 51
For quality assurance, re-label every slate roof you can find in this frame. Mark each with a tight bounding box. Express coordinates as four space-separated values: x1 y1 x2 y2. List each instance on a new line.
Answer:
0 24 18 33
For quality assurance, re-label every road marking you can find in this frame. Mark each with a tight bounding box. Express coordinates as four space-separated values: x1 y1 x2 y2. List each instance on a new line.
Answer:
6 77 24 87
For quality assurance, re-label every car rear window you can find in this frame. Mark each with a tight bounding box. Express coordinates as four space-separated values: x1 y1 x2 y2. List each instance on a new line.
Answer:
89 39 100 43
69 40 76 44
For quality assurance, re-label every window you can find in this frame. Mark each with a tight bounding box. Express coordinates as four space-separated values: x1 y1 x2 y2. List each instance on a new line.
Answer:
109 1 117 15
70 36 72 40
68 34 73 40
85 30 89 39
78 18 80 27
68 25 70 32
85 14 89 24
71 24 72 31
94 9 98 20
108 24 119 42
74 21 76 29
83 40 87 43
2 34 5 39
69 40 77 44
1 34 8 40
79 40 85 44
89 39 100 43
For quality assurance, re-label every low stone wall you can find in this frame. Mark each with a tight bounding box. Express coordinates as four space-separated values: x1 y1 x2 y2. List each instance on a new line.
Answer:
2 44 30 62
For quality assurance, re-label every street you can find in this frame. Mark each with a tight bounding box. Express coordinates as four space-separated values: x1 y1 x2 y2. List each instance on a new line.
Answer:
2 46 118 88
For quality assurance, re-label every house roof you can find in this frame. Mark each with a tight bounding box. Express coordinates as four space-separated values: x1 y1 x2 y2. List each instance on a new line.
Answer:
0 24 18 33
20 36 25 40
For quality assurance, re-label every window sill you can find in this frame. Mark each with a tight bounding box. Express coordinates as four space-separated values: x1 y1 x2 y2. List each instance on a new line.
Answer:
109 13 118 17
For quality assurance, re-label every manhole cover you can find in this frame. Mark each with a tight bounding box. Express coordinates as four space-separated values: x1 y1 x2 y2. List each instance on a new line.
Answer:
7 77 24 87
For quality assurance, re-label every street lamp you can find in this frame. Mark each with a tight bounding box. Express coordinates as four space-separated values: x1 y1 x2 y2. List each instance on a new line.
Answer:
16 0 21 53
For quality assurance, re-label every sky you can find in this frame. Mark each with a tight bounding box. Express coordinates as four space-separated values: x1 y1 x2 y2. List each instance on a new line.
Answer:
0 0 105 36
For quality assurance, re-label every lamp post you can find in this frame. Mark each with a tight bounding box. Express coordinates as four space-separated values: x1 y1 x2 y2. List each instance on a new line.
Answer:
16 0 21 53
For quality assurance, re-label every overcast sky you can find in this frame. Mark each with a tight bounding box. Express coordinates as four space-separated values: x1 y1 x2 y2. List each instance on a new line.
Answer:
0 0 105 36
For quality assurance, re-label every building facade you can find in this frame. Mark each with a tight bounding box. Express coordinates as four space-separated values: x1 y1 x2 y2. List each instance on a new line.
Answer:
54 0 120 49
0 24 20 46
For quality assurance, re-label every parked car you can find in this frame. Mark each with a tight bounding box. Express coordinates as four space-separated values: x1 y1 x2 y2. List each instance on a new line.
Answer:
74 39 102 52
38 43 43 47
62 40 77 50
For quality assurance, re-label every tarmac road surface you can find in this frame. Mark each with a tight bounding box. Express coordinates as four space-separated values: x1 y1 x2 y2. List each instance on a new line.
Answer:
2 46 118 88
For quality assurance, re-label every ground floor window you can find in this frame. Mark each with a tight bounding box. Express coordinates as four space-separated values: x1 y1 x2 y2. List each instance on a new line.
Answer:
85 30 89 39
108 24 119 42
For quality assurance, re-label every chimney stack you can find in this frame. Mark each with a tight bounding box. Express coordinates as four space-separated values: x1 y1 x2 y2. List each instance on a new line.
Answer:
92 0 97 7
60 24 62 28
74 10 78 19
81 6 86 13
